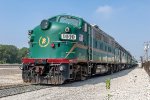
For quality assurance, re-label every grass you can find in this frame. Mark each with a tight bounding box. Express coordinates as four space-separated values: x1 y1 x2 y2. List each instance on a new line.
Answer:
105 78 112 100
105 78 111 90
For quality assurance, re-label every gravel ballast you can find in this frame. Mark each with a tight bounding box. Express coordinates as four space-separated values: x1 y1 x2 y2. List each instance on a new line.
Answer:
1 67 150 100
0 67 22 86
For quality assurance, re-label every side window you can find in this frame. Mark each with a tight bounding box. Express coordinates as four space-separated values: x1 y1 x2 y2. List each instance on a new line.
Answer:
105 46 107 51
100 43 103 50
95 41 98 48
108 47 110 52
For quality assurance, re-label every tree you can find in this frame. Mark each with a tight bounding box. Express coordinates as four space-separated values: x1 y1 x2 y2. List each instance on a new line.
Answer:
0 44 28 64
17 47 28 63
0 45 18 63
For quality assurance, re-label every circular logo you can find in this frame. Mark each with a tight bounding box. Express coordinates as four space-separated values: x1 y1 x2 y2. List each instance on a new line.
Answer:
39 36 50 47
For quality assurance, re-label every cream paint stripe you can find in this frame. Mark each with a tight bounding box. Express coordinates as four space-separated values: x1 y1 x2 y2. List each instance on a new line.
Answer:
76 44 88 49
65 43 114 58
65 43 88 58
65 43 77 58
76 44 114 56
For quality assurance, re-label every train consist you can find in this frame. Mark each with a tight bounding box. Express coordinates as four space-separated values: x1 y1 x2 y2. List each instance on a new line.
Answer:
22 15 137 84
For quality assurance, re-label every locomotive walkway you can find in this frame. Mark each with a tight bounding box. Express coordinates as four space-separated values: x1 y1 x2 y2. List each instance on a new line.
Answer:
0 65 149 100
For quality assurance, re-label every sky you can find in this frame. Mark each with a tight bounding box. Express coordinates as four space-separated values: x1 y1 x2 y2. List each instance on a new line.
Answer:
0 0 150 60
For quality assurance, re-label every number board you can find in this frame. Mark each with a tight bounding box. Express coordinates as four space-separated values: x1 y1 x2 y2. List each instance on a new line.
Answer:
61 34 76 40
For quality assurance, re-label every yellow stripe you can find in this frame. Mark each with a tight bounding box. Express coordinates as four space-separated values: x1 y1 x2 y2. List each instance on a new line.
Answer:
76 44 114 56
65 43 114 58
65 43 77 58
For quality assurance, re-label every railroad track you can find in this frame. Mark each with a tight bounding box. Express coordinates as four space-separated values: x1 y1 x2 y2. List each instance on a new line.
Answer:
0 64 21 68
0 84 51 98
0 64 51 98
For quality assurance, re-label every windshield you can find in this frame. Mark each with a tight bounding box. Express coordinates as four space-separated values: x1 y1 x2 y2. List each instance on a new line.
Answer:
49 17 57 22
59 16 79 27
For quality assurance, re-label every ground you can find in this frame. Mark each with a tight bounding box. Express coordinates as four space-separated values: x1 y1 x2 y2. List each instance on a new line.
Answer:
0 66 150 100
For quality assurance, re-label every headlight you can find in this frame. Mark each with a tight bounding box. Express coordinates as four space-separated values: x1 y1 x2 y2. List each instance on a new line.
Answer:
59 65 65 71
40 20 50 30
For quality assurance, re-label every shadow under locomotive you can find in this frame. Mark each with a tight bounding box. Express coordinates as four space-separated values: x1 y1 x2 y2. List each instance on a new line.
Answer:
23 66 137 87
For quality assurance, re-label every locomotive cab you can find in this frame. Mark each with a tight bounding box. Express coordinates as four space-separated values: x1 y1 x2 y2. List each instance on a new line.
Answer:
28 15 82 59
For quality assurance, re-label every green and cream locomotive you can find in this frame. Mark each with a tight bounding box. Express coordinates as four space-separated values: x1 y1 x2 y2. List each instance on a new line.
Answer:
22 15 137 84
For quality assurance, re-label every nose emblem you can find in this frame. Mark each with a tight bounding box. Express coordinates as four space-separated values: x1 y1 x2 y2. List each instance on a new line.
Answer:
42 38 46 44
39 36 50 47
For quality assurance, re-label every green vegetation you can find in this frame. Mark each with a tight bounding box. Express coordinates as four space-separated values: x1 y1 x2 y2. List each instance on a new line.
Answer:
105 78 112 100
0 44 28 64
105 78 111 90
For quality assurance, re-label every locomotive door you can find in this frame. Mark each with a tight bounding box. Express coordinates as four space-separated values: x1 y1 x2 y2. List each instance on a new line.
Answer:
88 26 93 61
87 26 94 75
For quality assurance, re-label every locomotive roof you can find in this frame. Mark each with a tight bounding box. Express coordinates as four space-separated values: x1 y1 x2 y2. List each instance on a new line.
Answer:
91 24 114 40
49 14 83 20
91 24 131 55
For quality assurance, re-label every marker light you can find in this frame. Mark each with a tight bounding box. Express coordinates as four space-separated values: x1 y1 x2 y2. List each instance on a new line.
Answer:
51 43 55 48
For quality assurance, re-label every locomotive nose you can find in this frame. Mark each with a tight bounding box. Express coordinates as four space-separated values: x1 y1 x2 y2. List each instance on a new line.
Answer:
40 19 50 30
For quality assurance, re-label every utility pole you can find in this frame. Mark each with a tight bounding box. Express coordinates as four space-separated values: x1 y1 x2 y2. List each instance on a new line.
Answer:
144 41 150 62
